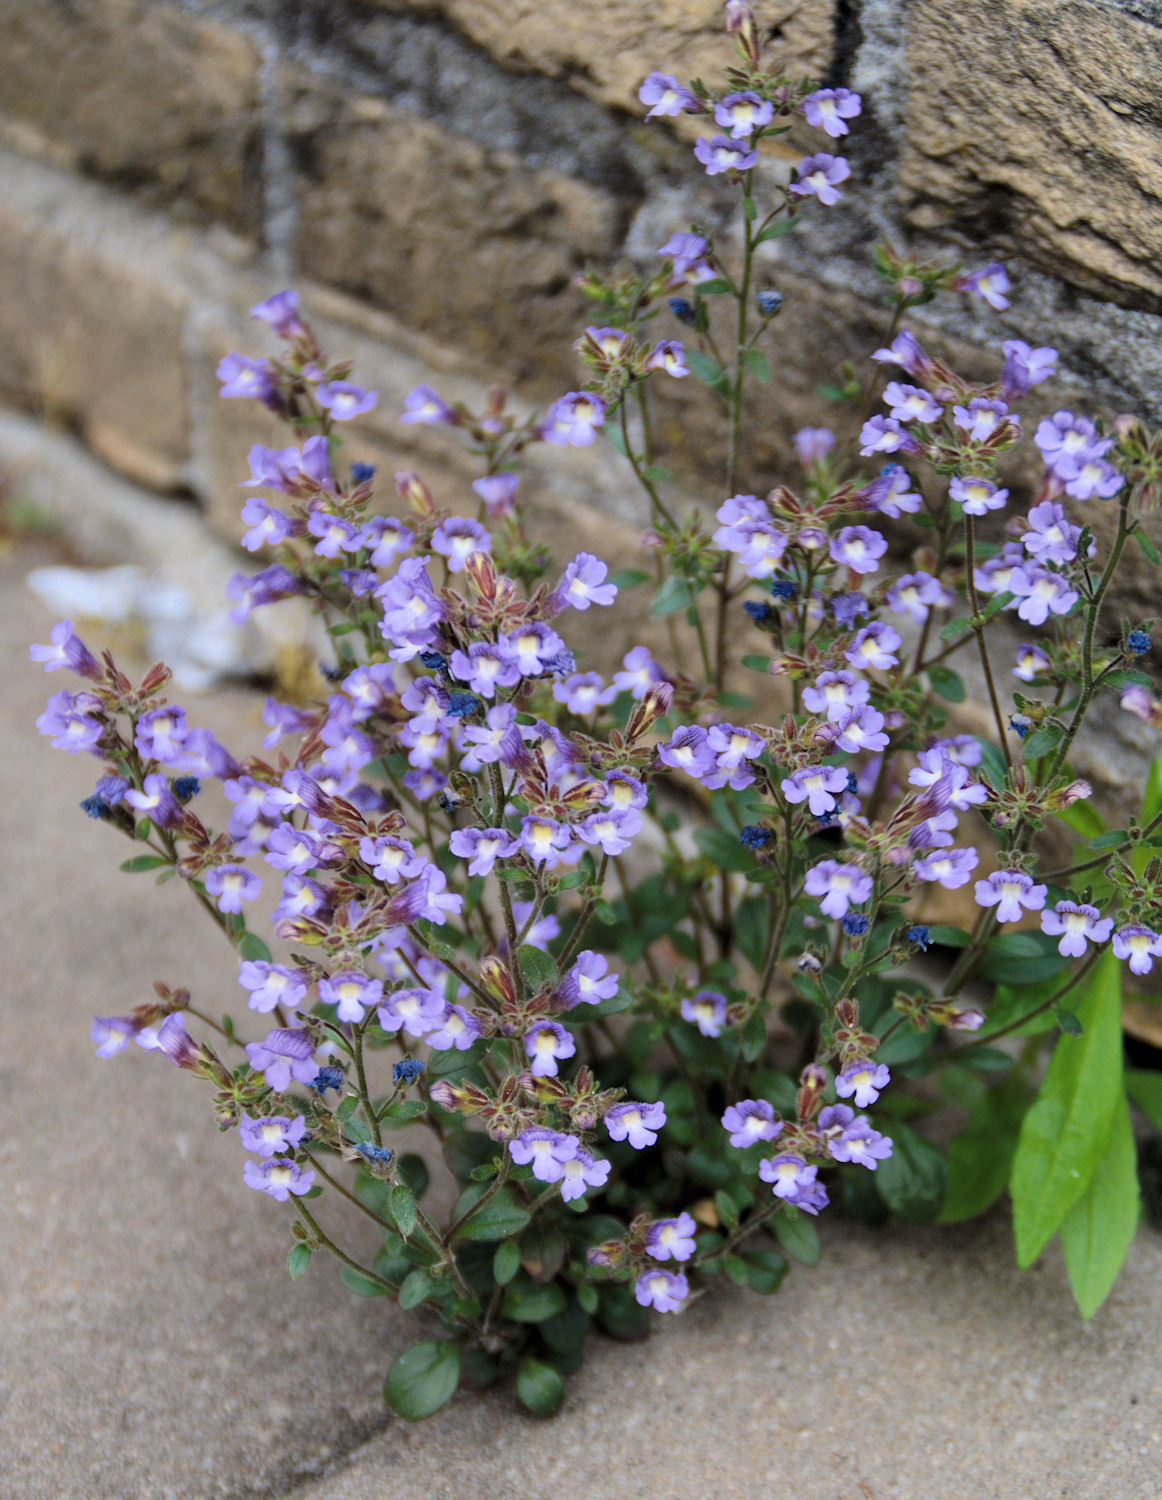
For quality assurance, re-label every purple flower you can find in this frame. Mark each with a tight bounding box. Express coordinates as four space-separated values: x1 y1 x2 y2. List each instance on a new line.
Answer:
758 1153 818 1204
1041 901 1113 958
656 232 710 278
802 87 861 137
1113 925 1162 976
950 475 1008 517
605 1100 666 1149
449 826 519 877
859 415 917 457
836 1060 890 1108
262 698 313 747
316 381 377 420
401 385 455 425
501 623 566 679
240 498 294 552
91 1016 142 1057
404 864 463 924
217 352 278 404
426 1004 483 1051
883 381 942 424
509 1128 579 1182
818 1104 893 1168
603 771 648 812
134 706 189 764
245 1028 317 1091
639 72 699 118
645 1213 698 1262
658 725 716 780
645 340 690 378
564 950 619 1007
794 427 835 466
782 764 848 818
354 835 421 887
613 646 664 699
525 1020 576 1077
954 397 1015 443
239 961 309 1014
318 970 383 1024
802 671 870 722
227 565 302 624
432 517 491 571
1065 457 1124 501
250 290 306 340
513 900 560 951
831 704 890 755
695 135 758 174
958 262 1011 310
577 807 641 857
1013 644 1051 682
1009 567 1079 627
559 1147 611 1202
124 773 183 829
913 846 979 889
721 1099 782 1148
307 510 361 558
791 153 850 204
681 990 727 1037
239 1113 308 1157
635 1270 688 1313
974 869 1048 923
244 437 335 497
804 860 873 920
1023 500 1083 564
520 815 574 869
862 464 923 518
378 985 446 1038
887 572 947 624
30 619 101 679
871 329 933 380
458 704 525 772
1034 411 1111 481
543 392 606 446
1000 340 1057 400
205 864 262 914
715 91 774 137
703 723 765 791
553 671 616 715
243 1157 315 1201
472 472 520 518
845 622 901 672
553 551 617 610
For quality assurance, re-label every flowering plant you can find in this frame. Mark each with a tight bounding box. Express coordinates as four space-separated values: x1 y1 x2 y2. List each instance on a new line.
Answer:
35 1 1162 1420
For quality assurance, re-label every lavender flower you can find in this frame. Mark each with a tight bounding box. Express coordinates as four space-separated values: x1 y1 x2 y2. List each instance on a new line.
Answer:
1009 567 1079 627
378 985 446 1038
958 262 1011 310
449 642 520 699
974 870 1048 923
804 860 873 920
564 950 619 1006
1034 411 1111 480
639 72 699 118
791 153 850 204
553 552 618 610
695 135 758 174
250 290 306 340
243 1157 315 1201
509 1128 578 1182
818 1104 892 1168
645 340 690 378
316 381 377 419
525 1020 577 1077
217 352 278 404
239 1113 308 1157
831 705 890 755
238 961 309 1014
887 572 947 624
802 671 870 722
645 1213 698 1262
318 970 383 1024
950 475 1008 516
432 517 491 570
1041 902 1114 958
758 1153 818 1205
125 773 183 830
1065 457 1124 501
245 1028 317 1092
401 385 455 425
205 865 262 914
425 1004 483 1051
543 392 605 446
30 619 101 678
91 1016 142 1057
553 671 617 715
502 623 567 678
658 725 716 780
577 807 640 857
914 847 979 888
781 764 848 818
635 1270 688 1313
1000 340 1057 400
859 415 917 457
681 990 727 1037
721 1099 782 1148
558 1147 611 1202
1023 501 1084 565
845 622 902 671
1013 644 1051 682
449 826 520 876
703 724 765 790
605 1101 666 1149
1113 925 1162 975
835 1060 890 1108
802 87 862 137
715 91 774 137
794 427 835 465
656 232 710 279
883 381 942 424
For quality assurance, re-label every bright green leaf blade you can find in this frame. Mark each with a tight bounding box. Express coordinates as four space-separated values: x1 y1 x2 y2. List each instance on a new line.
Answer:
383 1340 461 1421
927 664 965 703
238 931 273 963
1054 798 1106 840
875 1120 948 1222
1125 1069 1162 1130
492 1238 522 1286
1010 949 1124 1268
939 1073 1029 1223
287 1243 312 1279
1060 1096 1139 1319
516 1356 565 1416
397 1267 435 1311
773 1207 820 1265
1142 747 1162 825
340 1265 389 1297
390 1183 418 1238
451 1186 531 1242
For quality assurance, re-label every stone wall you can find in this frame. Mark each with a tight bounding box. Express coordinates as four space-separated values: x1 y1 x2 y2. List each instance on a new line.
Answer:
1 0 1161 565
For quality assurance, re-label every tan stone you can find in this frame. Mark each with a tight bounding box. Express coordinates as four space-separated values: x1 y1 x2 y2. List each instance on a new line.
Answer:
0 187 190 491
0 0 263 234
280 68 632 390
375 0 833 114
899 0 1162 313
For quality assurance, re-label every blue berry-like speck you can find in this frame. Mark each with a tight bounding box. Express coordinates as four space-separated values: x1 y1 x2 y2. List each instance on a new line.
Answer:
907 925 932 950
756 290 783 316
354 1143 394 1163
842 913 870 936
446 692 480 718
739 825 773 849
1128 630 1151 654
1009 714 1031 739
394 1059 425 1085
351 462 376 484
81 796 110 820
668 297 696 325
312 1066 345 1095
419 651 448 670
770 579 797 600
743 600 772 624
173 777 201 802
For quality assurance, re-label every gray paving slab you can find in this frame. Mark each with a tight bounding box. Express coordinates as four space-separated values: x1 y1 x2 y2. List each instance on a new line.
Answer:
5 543 1162 1500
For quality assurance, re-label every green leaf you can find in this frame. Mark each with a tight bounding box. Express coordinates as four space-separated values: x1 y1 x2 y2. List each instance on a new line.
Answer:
743 348 771 384
773 1207 820 1266
1142 747 1162 825
744 1245 788 1295
384 1340 461 1421
1010 949 1124 1268
741 653 771 674
940 1073 1029 1223
1125 1069 1162 1130
1134 528 1161 566
693 825 754 873
491 1238 522 1286
340 1266 390 1298
608 568 650 590
691 277 733 296
119 854 170 873
976 738 1009 791
398 1267 435 1310
237 931 273 963
742 195 757 220
451 1186 531 1242
939 617 973 641
927 664 965 703
517 944 559 993
516 1357 565 1416
875 1120 948 1222
390 1183 417 1238
755 214 800 244
500 1276 567 1323
577 1280 599 1315
980 931 1071 986
714 1189 740 1231
1060 1097 1139 1318
1055 799 1106 840
685 349 731 395
287 1243 312 1279
1021 723 1064 760
650 575 693 617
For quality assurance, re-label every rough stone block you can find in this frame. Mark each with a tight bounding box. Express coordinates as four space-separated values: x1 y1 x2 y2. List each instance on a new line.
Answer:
373 0 834 114
0 0 263 235
899 0 1162 314
0 162 190 491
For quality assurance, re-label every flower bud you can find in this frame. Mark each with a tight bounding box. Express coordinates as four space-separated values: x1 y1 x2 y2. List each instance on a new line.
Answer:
393 469 434 514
